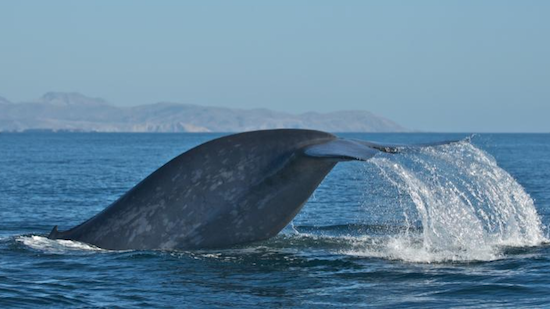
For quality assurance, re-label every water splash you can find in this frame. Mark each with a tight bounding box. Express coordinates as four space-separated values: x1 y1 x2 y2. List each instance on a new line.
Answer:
346 141 547 263
16 235 104 254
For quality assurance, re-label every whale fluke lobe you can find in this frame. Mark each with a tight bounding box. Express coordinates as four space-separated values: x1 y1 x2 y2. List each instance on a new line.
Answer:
304 139 380 161
48 129 455 250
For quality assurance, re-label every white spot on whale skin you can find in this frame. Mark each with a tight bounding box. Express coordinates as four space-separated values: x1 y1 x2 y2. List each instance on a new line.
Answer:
171 174 181 182
220 171 233 179
160 239 177 249
167 221 175 230
191 235 204 245
209 181 223 191
191 169 203 182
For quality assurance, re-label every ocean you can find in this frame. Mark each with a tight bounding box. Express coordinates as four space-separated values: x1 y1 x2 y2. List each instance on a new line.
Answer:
1 132 549 308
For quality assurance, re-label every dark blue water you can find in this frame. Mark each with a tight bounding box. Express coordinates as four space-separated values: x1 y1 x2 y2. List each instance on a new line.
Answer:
1 133 549 308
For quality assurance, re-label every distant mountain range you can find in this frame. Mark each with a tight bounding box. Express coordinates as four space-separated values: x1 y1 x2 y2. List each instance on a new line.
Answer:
0 92 407 133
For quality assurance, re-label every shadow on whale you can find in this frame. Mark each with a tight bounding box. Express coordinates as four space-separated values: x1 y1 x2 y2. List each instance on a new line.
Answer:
48 129 454 250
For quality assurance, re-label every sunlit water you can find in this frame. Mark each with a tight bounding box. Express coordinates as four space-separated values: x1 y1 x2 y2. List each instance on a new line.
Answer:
344 142 546 263
1 133 550 308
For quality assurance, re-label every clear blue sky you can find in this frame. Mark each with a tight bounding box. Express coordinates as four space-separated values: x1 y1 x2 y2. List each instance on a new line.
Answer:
1 1 549 132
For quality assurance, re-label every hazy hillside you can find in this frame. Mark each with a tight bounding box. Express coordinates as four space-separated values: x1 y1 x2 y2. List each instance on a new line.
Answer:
0 92 407 133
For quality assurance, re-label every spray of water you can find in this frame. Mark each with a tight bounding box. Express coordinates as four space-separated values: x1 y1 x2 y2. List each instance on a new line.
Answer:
346 141 547 262
16 235 104 254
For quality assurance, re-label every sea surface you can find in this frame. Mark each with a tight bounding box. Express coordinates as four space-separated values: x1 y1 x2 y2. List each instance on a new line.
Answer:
1 132 549 308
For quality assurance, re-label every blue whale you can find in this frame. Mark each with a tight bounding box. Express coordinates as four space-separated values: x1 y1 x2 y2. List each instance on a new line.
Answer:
48 129 451 250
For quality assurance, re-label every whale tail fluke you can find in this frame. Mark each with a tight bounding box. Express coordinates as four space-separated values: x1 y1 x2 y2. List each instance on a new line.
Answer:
304 138 461 162
42 129 463 250
304 139 380 161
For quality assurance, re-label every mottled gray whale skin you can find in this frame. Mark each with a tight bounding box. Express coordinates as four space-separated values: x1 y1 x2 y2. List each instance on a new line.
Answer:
47 129 448 250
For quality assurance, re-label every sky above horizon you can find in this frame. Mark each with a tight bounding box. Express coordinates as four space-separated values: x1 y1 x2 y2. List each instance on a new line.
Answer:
1 1 549 132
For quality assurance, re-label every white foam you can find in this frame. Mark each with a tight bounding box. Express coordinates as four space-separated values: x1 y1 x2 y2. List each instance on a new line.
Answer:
16 235 105 254
342 235 501 263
